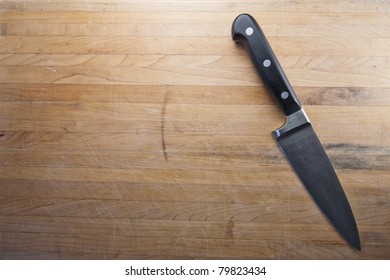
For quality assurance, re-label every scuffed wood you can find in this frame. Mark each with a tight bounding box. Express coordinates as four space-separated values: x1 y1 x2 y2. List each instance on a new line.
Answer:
0 0 389 259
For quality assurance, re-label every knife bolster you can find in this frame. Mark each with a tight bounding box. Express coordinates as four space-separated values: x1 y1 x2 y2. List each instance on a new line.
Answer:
273 109 311 139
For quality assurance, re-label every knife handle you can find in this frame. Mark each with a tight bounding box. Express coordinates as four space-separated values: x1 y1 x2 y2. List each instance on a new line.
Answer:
232 14 301 116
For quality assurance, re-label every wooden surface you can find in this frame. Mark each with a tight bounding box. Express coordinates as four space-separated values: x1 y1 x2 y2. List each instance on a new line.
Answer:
0 0 389 259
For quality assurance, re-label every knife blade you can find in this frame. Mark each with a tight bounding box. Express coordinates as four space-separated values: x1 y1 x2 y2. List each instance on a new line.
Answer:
232 13 360 250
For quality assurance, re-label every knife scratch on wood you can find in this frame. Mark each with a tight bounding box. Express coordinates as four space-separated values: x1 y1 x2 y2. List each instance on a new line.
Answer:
161 91 169 161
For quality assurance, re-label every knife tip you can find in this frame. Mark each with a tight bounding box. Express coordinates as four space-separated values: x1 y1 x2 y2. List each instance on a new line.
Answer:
349 237 361 251
354 243 361 251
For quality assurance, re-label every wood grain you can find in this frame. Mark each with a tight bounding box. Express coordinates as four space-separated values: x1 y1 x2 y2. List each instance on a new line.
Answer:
0 0 389 259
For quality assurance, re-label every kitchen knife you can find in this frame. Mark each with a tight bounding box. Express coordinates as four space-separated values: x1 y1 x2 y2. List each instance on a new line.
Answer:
232 13 360 250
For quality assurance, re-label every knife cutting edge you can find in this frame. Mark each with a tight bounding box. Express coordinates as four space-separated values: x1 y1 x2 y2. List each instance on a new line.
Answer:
232 13 360 250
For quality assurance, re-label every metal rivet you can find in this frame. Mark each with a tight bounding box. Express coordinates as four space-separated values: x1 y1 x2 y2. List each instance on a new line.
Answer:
281 91 289 99
245 27 254 36
263 59 271 67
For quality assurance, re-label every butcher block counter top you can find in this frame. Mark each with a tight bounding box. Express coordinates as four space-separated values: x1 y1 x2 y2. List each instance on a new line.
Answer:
0 0 389 259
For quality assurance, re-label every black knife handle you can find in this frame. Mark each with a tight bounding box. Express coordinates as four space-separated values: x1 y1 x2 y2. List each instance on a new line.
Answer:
232 14 301 116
